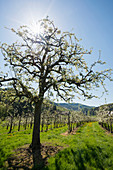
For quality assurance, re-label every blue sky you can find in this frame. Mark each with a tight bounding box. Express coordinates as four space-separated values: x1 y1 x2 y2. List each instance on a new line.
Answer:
0 0 113 106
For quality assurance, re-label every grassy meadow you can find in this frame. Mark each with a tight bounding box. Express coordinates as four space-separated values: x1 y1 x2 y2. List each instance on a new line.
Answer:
0 122 113 169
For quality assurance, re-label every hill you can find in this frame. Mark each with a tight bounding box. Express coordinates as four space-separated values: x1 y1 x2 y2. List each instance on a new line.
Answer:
85 103 113 116
54 102 94 114
91 103 113 112
54 102 113 116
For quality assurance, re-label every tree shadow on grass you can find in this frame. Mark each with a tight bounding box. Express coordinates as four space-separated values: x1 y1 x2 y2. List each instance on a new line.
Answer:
44 145 108 170
1 144 64 169
1 143 111 170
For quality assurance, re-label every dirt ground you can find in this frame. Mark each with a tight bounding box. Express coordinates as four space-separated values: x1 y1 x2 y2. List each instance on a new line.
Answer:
4 143 64 169
4 129 78 169
61 127 79 136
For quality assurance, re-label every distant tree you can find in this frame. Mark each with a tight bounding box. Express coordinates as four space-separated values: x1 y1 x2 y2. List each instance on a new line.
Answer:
0 103 6 119
67 111 72 133
0 89 11 119
97 105 113 133
8 101 16 133
17 98 24 131
0 89 16 132
17 97 30 131
0 17 112 168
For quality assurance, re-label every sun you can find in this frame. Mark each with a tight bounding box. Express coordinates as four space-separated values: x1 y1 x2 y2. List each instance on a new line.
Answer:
29 21 42 36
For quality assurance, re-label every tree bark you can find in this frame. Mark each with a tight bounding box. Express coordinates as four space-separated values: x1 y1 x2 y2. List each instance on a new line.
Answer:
107 123 110 131
46 123 48 132
54 115 56 128
9 116 13 133
110 122 112 133
25 115 28 130
18 116 21 131
50 118 52 129
32 99 44 168
6 123 9 130
30 116 33 129
68 112 71 133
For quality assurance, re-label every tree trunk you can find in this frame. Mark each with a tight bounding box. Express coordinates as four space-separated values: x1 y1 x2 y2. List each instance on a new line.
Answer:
50 118 52 129
25 116 28 130
32 99 44 169
54 115 56 128
13 123 16 129
110 122 112 133
6 123 9 130
9 116 13 133
46 118 49 132
30 116 33 129
73 123 75 130
41 123 44 132
68 113 71 133
107 123 110 131
41 114 44 132
18 116 21 131
46 124 48 131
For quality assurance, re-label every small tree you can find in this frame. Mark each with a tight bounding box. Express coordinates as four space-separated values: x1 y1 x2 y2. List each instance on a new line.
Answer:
97 105 113 133
0 17 112 168
0 89 7 119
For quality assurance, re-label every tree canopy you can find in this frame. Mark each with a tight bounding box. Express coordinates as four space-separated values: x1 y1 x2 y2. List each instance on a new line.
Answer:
0 18 112 102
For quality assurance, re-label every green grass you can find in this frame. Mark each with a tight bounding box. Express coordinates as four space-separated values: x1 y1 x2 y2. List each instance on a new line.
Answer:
0 122 113 169
0 124 68 168
0 127 32 167
43 122 113 170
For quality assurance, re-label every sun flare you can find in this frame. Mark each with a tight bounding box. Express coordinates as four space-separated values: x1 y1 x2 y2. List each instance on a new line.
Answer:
29 21 42 35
